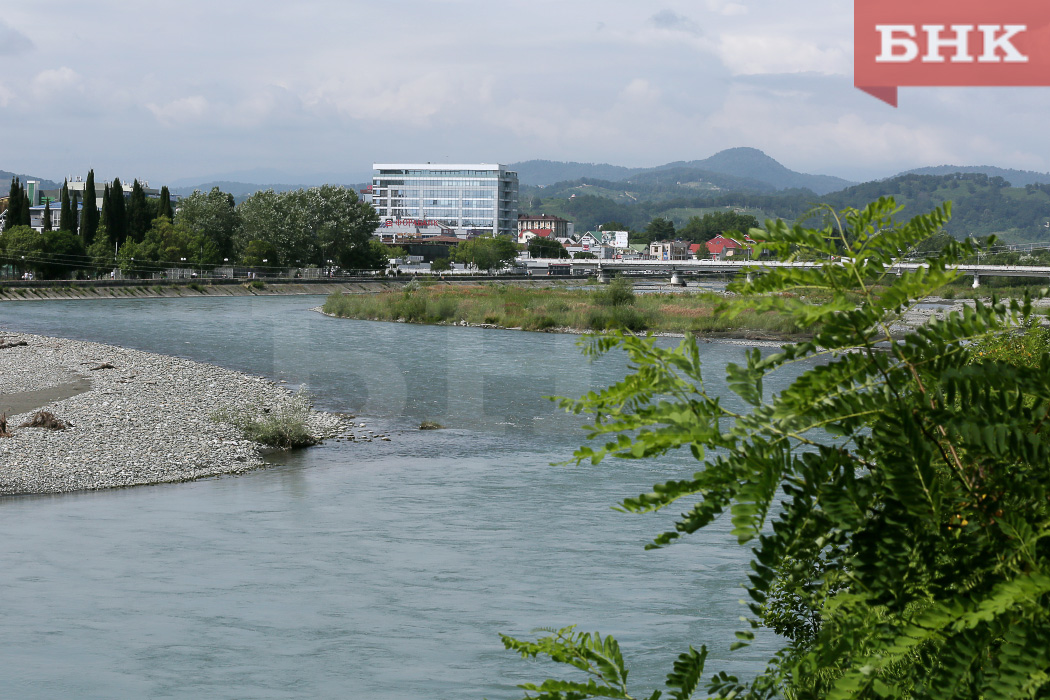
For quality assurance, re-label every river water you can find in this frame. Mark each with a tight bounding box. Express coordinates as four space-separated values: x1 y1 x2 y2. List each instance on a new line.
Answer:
0 295 792 699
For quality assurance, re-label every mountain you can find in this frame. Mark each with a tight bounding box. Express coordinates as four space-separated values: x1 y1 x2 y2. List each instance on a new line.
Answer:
509 160 639 187
0 170 62 191
171 180 373 203
167 166 371 189
898 165 1050 187
510 148 855 195
655 147 856 195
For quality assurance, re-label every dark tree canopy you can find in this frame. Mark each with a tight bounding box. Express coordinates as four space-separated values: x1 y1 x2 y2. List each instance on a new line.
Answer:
81 170 99 245
678 210 759 244
528 236 569 259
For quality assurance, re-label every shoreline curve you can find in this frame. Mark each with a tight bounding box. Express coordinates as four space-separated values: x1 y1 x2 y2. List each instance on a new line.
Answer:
0 332 346 497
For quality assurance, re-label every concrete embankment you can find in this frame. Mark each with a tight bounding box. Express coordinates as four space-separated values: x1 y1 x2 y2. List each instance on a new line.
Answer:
0 276 586 301
0 332 351 496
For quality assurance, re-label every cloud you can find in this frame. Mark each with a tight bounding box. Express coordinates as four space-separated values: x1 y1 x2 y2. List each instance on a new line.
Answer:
715 34 851 75
0 20 33 56
146 96 210 127
649 10 701 35
30 67 83 102
703 0 748 16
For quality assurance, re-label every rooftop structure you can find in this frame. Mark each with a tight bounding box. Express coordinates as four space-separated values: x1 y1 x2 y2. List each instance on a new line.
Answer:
371 163 519 238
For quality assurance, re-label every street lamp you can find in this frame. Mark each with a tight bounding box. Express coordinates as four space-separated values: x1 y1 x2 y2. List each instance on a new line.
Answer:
180 257 186 279
327 259 333 278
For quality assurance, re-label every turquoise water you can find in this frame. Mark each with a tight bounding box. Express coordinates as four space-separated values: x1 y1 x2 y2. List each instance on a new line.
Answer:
0 296 788 699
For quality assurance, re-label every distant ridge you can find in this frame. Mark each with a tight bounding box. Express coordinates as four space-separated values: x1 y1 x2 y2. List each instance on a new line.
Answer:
510 148 856 195
509 160 637 187
655 147 855 195
0 170 62 191
898 165 1050 187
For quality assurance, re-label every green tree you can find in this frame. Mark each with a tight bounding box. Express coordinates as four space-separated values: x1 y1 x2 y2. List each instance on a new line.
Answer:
528 236 569 258
573 251 597 259
342 238 391 270
642 216 675 244
106 178 128 246
81 170 99 245
451 235 518 271
503 197 1050 699
157 186 174 221
241 239 278 267
237 185 379 267
86 228 115 276
6 178 21 230
678 211 760 244
126 179 154 243
0 225 41 275
42 200 52 232
59 180 72 232
177 187 239 261
430 256 452 272
19 184 30 227
37 229 85 278
69 190 79 234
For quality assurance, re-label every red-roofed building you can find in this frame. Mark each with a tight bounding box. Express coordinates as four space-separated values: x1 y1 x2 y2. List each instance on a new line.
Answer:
518 228 554 245
705 234 753 260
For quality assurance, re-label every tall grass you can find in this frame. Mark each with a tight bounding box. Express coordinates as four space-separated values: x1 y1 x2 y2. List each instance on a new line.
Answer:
323 283 808 336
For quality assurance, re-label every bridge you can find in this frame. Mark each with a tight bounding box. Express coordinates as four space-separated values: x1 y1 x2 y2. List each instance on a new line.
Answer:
520 258 1050 288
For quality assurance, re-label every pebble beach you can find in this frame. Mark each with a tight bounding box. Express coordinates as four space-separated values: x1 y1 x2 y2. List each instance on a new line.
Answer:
0 332 347 496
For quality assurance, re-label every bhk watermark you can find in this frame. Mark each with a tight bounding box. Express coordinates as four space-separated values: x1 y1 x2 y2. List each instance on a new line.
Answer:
855 0 1050 106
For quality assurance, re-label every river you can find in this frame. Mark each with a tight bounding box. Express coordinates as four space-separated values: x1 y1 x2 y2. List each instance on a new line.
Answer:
0 295 791 699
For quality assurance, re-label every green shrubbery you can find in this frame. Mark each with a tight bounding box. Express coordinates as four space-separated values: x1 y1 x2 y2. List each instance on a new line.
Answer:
213 389 318 449
502 197 1050 700
322 283 809 336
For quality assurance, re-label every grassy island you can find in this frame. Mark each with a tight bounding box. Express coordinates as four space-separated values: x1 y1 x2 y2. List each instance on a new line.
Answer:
322 279 811 337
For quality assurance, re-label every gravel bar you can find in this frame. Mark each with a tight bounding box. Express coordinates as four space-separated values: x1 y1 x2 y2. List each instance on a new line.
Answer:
0 332 347 496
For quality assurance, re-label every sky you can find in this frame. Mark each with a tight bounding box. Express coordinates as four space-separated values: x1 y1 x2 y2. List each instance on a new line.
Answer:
2 0 1049 186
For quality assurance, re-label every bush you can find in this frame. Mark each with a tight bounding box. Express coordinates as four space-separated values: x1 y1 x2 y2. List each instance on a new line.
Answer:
592 276 635 307
587 306 647 331
213 389 318 449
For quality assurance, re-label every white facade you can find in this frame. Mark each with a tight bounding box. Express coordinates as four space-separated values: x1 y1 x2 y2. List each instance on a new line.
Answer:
371 163 519 238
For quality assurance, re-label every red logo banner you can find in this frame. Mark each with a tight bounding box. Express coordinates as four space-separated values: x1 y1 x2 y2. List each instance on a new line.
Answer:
855 0 1050 106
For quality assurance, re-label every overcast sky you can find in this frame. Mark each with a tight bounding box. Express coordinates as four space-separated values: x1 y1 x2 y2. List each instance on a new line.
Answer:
2 0 1048 185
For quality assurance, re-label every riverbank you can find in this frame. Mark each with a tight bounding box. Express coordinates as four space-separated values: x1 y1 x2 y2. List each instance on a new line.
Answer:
320 283 1050 341
0 332 351 496
321 282 811 336
0 276 581 302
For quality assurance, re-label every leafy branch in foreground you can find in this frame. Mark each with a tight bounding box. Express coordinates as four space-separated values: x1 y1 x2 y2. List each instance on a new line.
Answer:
501 197 1050 699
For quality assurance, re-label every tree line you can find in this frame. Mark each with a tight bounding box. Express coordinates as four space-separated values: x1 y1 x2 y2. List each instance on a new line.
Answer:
1 176 382 279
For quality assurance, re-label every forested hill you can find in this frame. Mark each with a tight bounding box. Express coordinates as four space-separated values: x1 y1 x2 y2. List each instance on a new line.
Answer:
508 161 638 186
821 173 1050 240
526 171 1050 243
653 147 855 195
511 147 855 195
899 164 1050 187
1 170 61 190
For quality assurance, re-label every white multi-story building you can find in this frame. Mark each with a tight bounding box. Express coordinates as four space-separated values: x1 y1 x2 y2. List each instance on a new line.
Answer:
371 163 519 238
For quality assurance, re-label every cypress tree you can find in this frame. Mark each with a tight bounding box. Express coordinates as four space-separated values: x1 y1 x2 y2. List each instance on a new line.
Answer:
43 200 52 232
82 170 99 245
20 186 30 226
108 177 127 246
70 190 79 234
7 178 21 228
59 180 72 232
127 179 150 242
158 186 174 220
100 184 111 244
